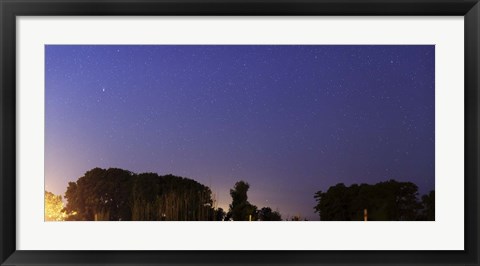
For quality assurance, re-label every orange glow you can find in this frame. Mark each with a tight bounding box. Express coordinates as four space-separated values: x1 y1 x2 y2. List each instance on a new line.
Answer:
44 191 69 221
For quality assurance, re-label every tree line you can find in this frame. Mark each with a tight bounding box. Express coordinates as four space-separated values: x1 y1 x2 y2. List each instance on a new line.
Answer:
45 167 434 221
313 180 435 221
55 167 281 221
62 168 219 221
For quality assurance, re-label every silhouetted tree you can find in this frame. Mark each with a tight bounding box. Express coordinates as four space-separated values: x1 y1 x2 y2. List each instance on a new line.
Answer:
228 181 257 221
214 208 226 221
131 173 214 221
258 207 282 221
314 180 429 221
64 168 133 221
314 183 351 220
64 167 215 221
420 190 435 221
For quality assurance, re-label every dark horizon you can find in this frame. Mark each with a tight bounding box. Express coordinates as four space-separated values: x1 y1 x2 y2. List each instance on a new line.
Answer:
45 45 435 220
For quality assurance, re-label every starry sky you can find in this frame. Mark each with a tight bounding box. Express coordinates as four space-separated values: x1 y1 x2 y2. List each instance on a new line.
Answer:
45 45 435 220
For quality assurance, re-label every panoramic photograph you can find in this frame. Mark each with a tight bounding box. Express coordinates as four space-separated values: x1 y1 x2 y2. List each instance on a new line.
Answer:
45 45 435 221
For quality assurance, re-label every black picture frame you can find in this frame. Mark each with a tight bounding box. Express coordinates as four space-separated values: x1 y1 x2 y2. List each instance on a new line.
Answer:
1 0 479 265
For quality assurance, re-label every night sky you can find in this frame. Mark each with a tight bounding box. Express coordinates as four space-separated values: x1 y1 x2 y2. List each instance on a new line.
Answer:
45 45 435 220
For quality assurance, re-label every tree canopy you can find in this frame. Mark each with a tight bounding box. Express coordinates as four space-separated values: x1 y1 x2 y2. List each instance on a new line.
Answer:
313 180 434 221
227 181 284 221
227 181 258 221
258 207 282 221
58 168 433 221
64 167 216 221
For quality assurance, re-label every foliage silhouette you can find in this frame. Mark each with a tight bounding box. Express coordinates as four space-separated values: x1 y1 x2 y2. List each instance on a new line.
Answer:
59 168 432 221
258 207 282 221
64 168 215 221
420 190 435 221
313 179 434 221
227 181 258 221
214 207 226 221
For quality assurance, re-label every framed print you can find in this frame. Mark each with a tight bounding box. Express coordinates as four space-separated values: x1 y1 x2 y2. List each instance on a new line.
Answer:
1 0 479 265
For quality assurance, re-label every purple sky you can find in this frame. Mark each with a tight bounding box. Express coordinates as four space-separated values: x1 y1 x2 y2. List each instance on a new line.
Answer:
45 45 435 220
